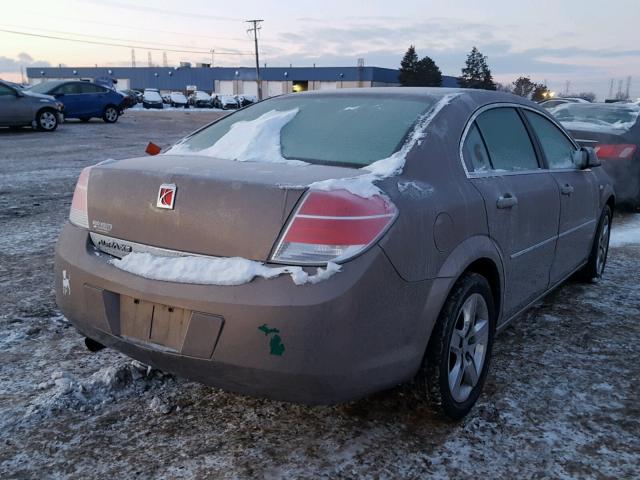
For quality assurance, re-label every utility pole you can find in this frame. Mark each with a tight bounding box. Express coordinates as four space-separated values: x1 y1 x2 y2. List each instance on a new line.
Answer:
210 49 215 67
246 19 263 100
148 52 152 68
162 52 168 67
609 78 614 99
131 49 136 67
625 76 632 99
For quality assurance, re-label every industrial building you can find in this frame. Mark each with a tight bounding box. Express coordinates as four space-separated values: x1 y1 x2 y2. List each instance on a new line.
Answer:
26 65 459 96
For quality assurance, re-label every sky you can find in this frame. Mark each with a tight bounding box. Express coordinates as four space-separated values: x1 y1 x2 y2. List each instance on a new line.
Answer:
1 0 639 100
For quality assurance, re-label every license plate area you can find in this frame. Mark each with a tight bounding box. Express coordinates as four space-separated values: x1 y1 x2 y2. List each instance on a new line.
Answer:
120 296 190 352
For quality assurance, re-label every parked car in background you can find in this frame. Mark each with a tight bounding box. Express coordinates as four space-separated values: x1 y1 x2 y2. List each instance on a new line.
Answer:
161 93 171 104
550 102 640 206
56 88 614 420
28 80 124 123
117 90 137 110
213 94 239 110
236 95 257 107
0 79 64 131
142 89 164 109
540 98 590 109
169 92 189 108
130 90 143 103
189 90 213 108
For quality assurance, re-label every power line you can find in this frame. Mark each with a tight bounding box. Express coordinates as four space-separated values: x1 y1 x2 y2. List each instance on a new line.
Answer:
0 29 254 55
246 19 264 100
0 24 243 53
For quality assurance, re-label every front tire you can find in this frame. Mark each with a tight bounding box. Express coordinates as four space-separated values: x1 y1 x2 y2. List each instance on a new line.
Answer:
419 273 496 420
36 109 58 131
103 106 119 123
579 205 612 281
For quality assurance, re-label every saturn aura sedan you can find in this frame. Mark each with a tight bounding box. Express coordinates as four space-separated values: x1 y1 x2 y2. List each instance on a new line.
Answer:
55 88 614 419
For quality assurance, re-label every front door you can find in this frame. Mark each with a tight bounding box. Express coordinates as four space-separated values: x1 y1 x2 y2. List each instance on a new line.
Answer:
522 110 600 283
463 107 561 319
0 84 31 124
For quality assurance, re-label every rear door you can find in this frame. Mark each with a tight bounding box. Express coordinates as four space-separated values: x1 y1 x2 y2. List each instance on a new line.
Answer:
463 106 561 319
78 83 107 116
523 110 599 283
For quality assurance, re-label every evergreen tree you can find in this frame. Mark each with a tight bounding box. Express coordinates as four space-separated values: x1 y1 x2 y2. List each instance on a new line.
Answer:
399 45 419 86
459 47 496 90
416 55 442 87
512 76 536 98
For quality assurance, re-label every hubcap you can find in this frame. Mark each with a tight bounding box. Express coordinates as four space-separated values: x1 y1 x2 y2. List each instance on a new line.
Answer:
106 108 117 121
448 293 489 403
596 214 610 276
40 112 56 130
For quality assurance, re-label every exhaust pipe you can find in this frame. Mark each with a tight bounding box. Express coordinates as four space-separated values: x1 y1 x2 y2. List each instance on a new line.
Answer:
85 337 106 352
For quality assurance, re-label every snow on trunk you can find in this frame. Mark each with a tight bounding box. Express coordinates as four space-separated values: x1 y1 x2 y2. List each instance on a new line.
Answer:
110 252 340 286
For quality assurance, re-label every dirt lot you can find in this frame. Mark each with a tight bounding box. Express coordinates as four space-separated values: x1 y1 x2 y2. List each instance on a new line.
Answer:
1 111 639 479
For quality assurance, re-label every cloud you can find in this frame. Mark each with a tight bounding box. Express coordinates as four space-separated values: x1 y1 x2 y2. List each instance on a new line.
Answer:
0 53 51 74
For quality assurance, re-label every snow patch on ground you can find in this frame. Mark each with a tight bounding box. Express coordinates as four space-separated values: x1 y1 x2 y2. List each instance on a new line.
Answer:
167 108 306 165
610 214 640 247
110 252 340 286
310 93 460 198
24 361 166 419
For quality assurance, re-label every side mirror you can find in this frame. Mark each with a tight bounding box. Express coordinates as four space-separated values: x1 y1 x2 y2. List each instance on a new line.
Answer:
573 147 600 169
15 89 24 97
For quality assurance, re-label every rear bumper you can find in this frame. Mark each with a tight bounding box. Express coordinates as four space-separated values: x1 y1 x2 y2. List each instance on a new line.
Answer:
55 223 444 404
600 158 640 205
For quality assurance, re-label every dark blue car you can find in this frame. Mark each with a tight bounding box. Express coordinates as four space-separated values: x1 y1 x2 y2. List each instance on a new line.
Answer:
28 81 125 123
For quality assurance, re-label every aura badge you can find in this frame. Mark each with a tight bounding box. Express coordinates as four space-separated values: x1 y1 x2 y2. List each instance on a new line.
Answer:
258 324 285 356
157 183 177 209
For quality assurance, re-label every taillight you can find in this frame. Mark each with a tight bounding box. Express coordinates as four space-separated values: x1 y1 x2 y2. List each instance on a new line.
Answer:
594 144 637 160
69 167 92 229
271 189 398 265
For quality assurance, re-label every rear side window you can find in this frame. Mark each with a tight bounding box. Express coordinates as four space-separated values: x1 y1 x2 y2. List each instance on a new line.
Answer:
170 94 442 167
476 108 539 171
0 84 15 96
524 111 577 169
462 123 491 172
79 83 105 93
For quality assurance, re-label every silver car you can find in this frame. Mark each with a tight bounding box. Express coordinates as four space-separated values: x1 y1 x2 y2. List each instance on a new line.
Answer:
0 80 64 131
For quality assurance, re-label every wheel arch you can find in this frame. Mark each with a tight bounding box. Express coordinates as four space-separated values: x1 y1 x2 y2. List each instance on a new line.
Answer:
434 235 506 323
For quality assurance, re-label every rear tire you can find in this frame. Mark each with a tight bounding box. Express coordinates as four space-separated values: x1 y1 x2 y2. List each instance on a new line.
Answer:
418 273 496 420
579 205 612 281
103 106 119 123
36 109 58 131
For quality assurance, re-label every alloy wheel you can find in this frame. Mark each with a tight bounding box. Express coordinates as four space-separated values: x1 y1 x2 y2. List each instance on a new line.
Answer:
448 293 490 403
596 213 610 276
39 111 57 130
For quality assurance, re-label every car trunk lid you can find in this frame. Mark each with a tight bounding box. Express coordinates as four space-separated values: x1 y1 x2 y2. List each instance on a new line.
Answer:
86 154 357 261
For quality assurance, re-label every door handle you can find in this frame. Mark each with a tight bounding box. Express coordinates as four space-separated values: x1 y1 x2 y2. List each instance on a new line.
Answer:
496 193 518 209
560 184 574 195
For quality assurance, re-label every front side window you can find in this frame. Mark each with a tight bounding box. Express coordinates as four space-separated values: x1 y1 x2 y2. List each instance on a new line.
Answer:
524 111 577 169
168 93 443 167
475 108 539 171
54 83 82 95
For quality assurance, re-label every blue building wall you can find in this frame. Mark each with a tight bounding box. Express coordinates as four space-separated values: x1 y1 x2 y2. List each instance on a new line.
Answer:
27 66 459 91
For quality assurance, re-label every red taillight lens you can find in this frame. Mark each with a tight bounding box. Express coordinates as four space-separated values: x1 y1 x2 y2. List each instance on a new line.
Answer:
594 144 637 160
69 167 91 229
271 189 397 265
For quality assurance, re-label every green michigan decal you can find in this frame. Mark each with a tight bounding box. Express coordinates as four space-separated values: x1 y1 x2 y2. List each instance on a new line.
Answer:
258 324 285 356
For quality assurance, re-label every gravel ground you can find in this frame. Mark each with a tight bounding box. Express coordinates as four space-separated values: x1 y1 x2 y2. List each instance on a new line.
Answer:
1 111 639 479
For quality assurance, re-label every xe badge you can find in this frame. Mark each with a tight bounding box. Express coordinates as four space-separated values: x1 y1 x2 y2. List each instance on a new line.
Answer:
157 183 177 210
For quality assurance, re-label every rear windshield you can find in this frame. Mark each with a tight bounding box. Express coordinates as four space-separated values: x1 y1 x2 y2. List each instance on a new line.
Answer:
169 93 439 167
550 103 640 132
